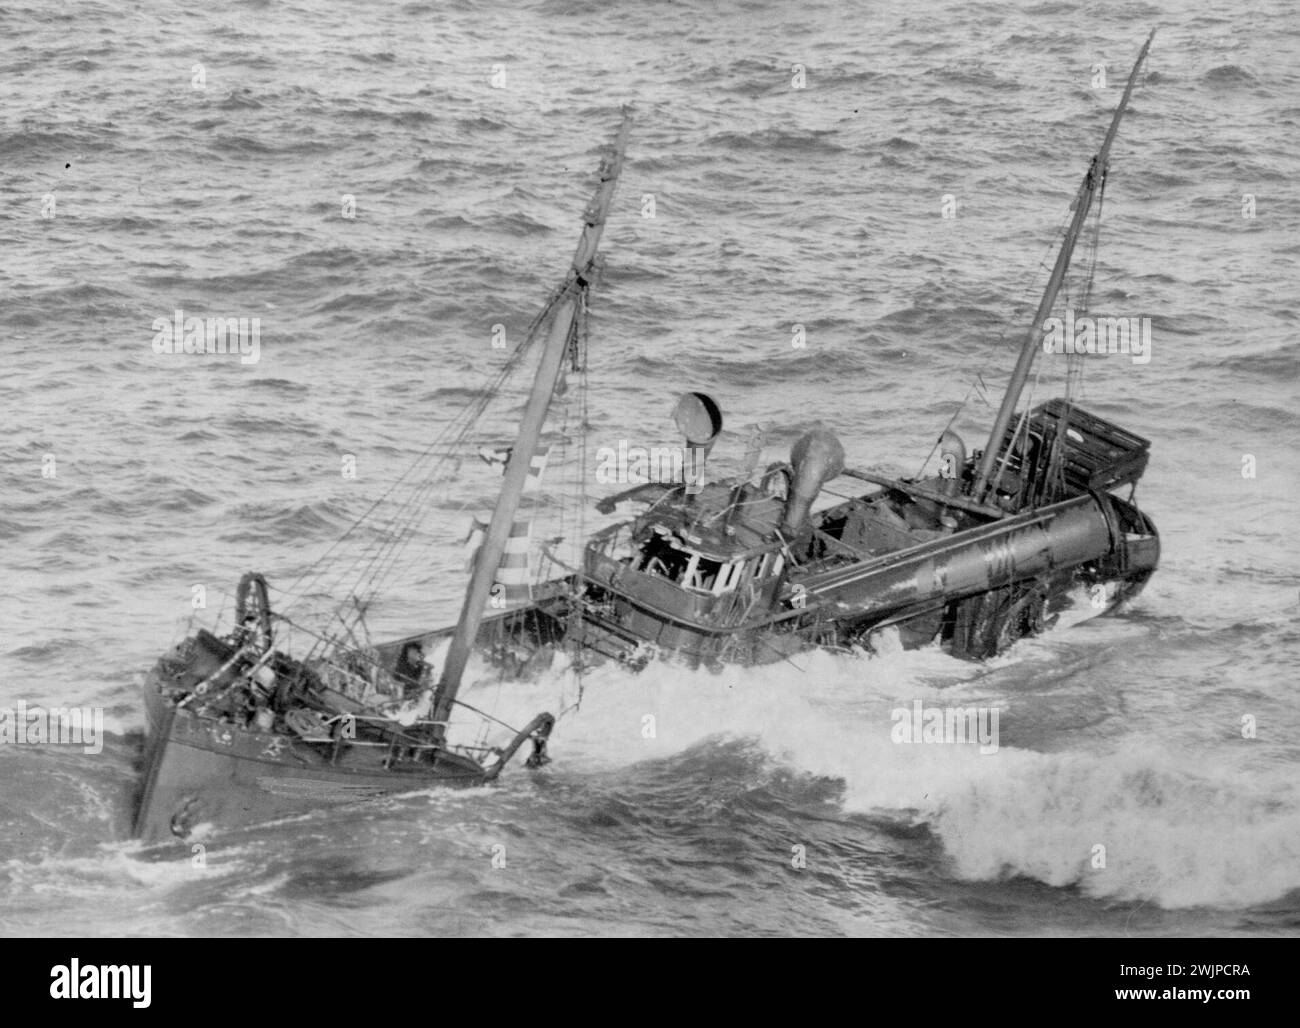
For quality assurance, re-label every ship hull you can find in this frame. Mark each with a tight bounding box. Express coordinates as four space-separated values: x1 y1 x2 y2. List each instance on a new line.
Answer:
566 566 1155 668
135 473 1157 842
556 489 1159 667
134 671 489 846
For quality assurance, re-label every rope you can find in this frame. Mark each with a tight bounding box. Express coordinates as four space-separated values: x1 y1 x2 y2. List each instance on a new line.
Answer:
281 278 575 641
327 281 572 611
914 374 987 478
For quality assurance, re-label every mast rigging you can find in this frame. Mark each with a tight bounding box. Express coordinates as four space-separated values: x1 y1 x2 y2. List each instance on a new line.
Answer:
432 110 632 731
971 30 1155 502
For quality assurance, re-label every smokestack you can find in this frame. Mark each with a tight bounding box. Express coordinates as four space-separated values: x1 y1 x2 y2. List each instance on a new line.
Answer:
671 392 723 494
780 427 845 535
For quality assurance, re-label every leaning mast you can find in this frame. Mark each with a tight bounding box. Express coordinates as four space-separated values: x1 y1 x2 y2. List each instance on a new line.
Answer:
970 30 1155 503
431 111 631 732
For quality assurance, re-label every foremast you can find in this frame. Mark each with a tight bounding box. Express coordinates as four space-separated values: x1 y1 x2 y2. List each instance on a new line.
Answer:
431 111 632 733
970 30 1155 503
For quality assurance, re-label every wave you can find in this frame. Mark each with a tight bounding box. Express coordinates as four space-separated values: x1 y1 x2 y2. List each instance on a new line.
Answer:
468 642 1300 912
1203 65 1259 87
928 745 1300 909
705 128 845 156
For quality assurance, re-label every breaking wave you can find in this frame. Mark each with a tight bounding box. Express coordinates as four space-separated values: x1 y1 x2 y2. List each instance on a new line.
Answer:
464 641 1300 911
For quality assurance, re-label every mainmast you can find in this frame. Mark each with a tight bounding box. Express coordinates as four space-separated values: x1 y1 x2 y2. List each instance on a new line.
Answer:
431 111 631 732
970 31 1154 503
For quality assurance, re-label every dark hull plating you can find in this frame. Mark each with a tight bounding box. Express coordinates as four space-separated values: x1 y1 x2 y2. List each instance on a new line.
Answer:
502 487 1160 669
135 678 488 846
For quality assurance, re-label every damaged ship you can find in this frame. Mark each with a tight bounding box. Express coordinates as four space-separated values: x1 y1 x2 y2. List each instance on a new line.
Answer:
135 31 1160 841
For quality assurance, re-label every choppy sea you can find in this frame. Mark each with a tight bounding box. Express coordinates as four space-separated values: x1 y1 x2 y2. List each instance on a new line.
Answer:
2 0 1298 937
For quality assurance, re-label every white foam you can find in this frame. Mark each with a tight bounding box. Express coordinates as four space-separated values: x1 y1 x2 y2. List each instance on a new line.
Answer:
456 643 1300 909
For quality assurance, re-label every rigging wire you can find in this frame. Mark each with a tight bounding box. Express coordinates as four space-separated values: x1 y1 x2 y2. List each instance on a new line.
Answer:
332 281 573 610
280 279 574 641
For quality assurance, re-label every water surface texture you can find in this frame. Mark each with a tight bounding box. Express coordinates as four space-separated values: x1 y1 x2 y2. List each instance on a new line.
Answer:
2 0 1298 936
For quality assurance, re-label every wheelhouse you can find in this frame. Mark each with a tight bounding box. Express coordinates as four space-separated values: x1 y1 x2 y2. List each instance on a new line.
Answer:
632 526 784 596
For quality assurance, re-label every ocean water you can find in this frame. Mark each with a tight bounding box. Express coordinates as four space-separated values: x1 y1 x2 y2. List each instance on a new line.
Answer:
2 0 1298 937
